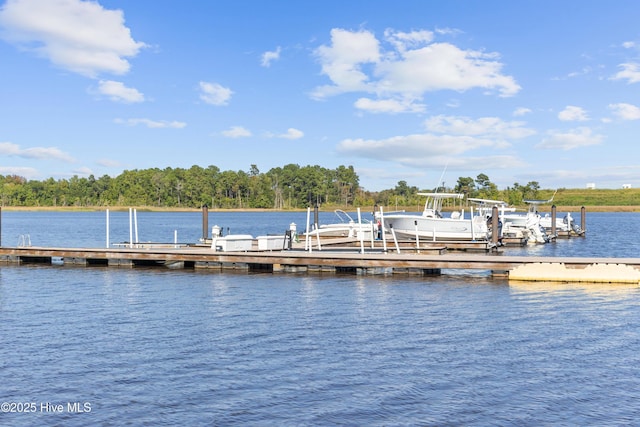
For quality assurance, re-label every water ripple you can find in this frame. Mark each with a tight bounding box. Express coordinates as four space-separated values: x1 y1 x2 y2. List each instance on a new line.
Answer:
2 213 640 425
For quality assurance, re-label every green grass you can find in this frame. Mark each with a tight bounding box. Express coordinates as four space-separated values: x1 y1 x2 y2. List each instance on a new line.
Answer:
528 188 640 210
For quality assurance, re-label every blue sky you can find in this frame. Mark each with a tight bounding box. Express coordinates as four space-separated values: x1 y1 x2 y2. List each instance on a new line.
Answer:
1 0 639 192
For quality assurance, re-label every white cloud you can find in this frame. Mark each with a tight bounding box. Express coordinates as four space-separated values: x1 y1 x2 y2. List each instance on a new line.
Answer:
0 141 75 162
337 135 524 170
199 81 233 106
96 158 122 168
354 97 426 114
609 103 640 120
336 114 532 170
264 128 305 139
0 166 39 178
0 142 21 156
278 128 304 140
558 105 589 122
222 126 252 138
114 118 186 128
338 133 494 158
537 127 604 150
611 63 640 83
97 80 144 103
565 66 593 79
445 99 461 108
384 29 434 53
0 0 146 77
261 46 281 67
312 27 520 110
379 42 519 96
424 115 535 139
513 107 532 117
312 28 380 97
434 27 462 37
73 166 93 176
22 146 75 161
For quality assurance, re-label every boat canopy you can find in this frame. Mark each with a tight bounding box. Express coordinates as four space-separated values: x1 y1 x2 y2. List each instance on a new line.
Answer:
467 198 508 206
523 189 557 205
523 198 554 205
416 192 464 199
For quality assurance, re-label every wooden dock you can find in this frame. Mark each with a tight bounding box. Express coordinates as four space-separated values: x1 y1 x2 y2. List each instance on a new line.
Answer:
0 244 638 283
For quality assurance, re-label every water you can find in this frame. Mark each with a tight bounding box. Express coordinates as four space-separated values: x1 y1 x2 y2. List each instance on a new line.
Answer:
1 210 640 425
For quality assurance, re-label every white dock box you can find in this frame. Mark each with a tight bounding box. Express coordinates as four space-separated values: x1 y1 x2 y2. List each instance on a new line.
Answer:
257 235 287 250
212 235 254 251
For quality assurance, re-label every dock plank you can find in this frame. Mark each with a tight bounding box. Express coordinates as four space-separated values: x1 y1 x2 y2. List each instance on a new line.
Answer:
2 245 640 279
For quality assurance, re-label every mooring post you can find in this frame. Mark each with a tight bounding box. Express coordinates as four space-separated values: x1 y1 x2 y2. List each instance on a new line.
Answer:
581 206 586 234
305 207 311 252
379 206 388 252
357 207 365 254
202 205 209 240
491 205 499 245
134 208 139 244
551 205 557 236
129 208 133 248
314 203 319 230
0 206 2 247
106 209 110 248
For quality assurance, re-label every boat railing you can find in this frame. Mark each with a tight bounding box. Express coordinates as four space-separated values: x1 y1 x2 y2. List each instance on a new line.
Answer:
334 209 374 224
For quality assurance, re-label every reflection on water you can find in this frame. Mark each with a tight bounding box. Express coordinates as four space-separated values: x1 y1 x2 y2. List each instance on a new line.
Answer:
509 279 640 297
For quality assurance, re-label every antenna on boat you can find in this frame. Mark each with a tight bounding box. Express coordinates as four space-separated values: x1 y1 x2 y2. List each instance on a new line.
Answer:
435 163 448 193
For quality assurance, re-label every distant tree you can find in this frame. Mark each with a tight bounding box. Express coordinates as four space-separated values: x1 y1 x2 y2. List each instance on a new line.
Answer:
525 181 540 199
475 174 499 199
394 180 410 197
455 177 476 197
475 173 491 188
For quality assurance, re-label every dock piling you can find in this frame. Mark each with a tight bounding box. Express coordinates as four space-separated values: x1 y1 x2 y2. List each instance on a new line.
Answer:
379 206 388 252
202 205 208 241
106 209 110 248
491 206 499 245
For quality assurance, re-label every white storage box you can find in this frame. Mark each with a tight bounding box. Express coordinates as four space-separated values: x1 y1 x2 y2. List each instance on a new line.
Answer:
212 235 253 251
257 235 288 250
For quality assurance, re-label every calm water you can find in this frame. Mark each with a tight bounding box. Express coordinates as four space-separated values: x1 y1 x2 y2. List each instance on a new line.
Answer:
1 210 640 426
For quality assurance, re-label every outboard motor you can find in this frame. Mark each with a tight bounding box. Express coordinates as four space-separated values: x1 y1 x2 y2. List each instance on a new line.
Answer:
526 213 548 243
564 212 582 234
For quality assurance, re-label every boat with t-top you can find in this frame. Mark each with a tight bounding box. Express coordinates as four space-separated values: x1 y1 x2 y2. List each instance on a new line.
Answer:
381 192 489 241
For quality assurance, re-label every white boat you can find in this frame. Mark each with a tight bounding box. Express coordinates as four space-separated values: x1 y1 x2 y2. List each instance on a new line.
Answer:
507 210 550 244
467 197 512 243
539 212 582 234
468 197 549 244
307 209 377 239
382 193 489 241
522 190 582 235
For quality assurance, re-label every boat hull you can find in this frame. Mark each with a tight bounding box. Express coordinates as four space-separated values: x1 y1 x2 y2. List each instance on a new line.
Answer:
383 214 488 241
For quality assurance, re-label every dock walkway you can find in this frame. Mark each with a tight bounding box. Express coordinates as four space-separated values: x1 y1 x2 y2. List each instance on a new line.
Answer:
1 245 639 283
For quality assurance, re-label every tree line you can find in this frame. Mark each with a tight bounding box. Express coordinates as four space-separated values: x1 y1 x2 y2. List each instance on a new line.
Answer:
0 164 360 209
0 165 543 209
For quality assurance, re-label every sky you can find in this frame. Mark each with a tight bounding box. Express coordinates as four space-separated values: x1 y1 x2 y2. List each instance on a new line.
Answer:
1 0 640 192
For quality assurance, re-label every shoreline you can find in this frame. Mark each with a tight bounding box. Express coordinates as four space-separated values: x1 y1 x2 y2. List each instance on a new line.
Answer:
1 205 639 213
